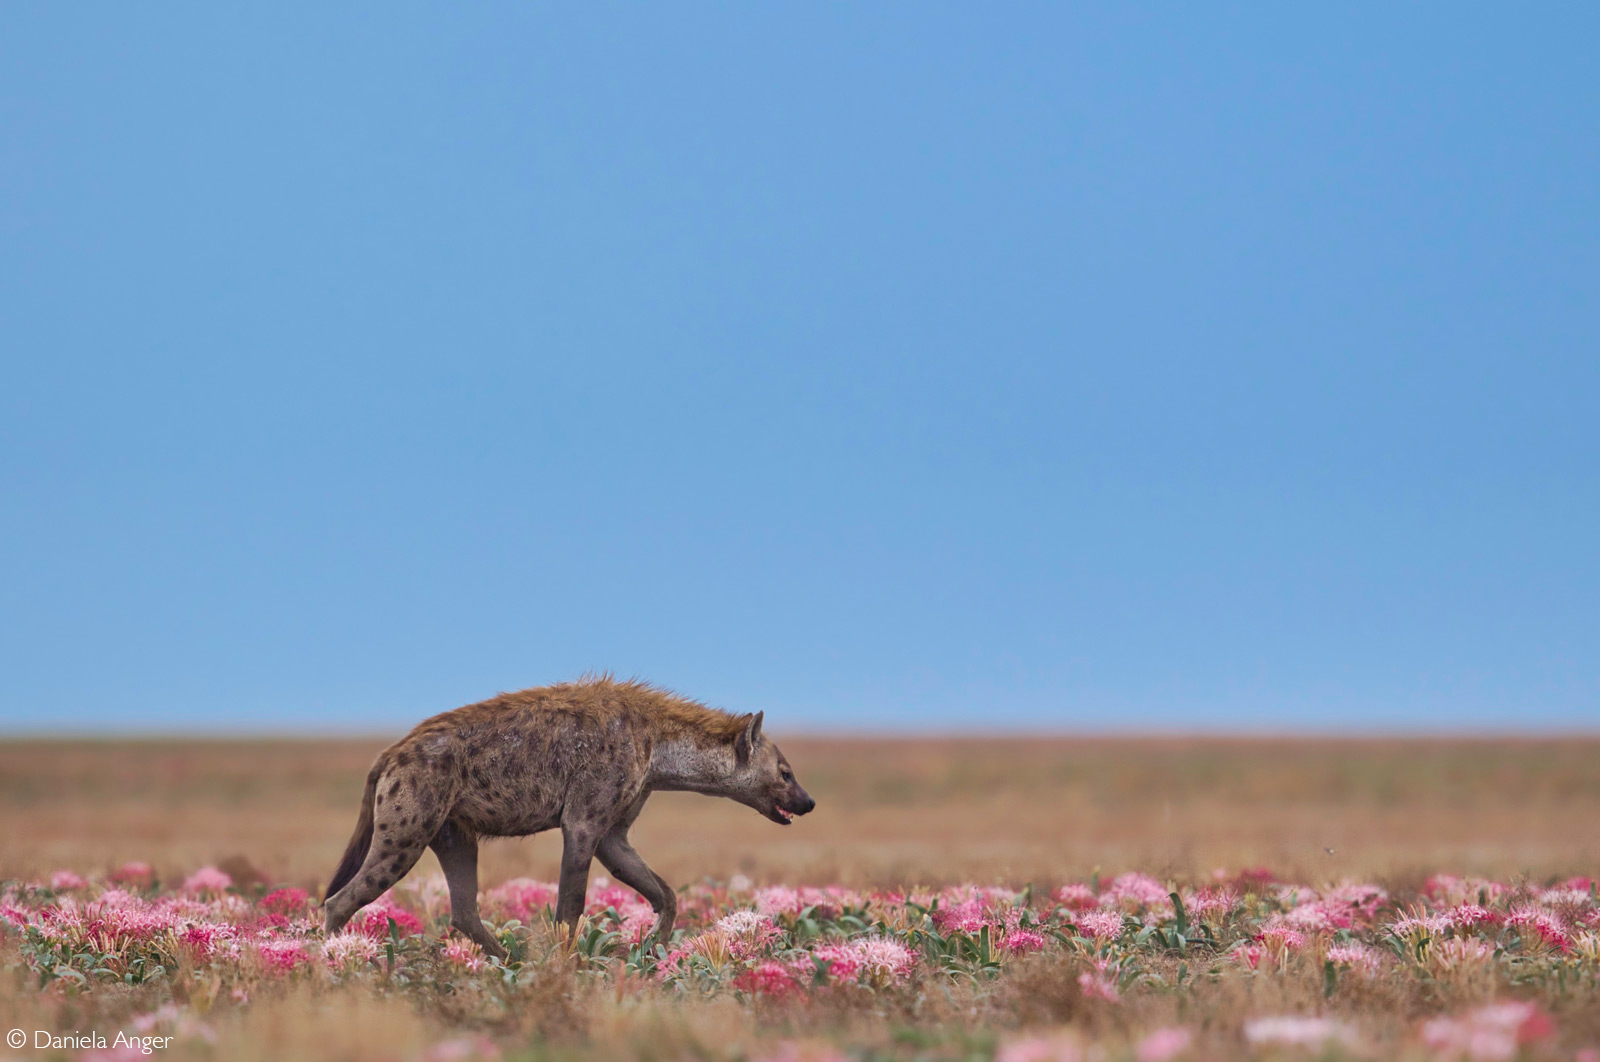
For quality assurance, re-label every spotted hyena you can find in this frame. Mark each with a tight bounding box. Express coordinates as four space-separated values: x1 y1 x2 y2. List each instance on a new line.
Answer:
321 676 815 958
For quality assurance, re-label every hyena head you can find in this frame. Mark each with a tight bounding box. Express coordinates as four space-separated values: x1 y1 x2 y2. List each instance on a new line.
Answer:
728 711 815 826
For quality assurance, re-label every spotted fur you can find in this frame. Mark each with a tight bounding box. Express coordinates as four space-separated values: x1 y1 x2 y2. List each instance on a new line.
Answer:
321 676 815 957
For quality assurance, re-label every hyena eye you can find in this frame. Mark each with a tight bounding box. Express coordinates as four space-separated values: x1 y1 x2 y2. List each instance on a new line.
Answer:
779 767 793 781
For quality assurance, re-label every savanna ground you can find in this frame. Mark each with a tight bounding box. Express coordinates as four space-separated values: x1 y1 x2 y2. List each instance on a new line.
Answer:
1 736 1597 1061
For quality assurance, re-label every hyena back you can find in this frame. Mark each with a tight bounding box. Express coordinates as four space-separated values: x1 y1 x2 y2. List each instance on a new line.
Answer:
322 677 815 958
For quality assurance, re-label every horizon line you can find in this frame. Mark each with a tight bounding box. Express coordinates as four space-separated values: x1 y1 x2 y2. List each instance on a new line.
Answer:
2 726 1597 742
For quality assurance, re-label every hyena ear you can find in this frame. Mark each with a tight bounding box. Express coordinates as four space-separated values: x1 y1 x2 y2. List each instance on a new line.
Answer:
735 711 764 766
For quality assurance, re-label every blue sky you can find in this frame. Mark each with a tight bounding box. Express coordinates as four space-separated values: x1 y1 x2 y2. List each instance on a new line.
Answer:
1 5 1596 734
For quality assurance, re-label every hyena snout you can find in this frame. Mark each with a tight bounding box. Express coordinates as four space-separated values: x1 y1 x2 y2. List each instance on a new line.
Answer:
770 780 815 824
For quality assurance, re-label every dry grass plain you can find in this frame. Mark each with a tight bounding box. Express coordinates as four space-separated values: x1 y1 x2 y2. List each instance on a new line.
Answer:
2 735 1598 1062
2 735 1596 890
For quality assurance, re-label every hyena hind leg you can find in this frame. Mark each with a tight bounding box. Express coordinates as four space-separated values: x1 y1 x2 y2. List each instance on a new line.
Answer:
429 823 507 960
323 821 435 936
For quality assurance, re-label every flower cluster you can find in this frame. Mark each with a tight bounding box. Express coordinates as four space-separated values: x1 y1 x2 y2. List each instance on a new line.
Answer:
1 863 1596 1060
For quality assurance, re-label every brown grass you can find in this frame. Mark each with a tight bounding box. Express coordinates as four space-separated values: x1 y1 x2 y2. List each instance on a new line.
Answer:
3 735 1598 1061
2 735 1596 889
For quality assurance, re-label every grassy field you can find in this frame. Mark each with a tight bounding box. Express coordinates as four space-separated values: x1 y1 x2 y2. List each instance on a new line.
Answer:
4 736 1598 888
2 736 1598 1061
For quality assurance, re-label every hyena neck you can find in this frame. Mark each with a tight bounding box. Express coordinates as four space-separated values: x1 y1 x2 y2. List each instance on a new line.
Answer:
647 737 736 795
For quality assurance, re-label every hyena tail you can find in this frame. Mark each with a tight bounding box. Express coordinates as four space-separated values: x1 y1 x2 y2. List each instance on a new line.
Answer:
325 764 381 899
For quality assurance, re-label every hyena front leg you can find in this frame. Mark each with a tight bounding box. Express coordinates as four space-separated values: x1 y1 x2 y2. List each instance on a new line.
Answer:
554 822 602 934
596 831 677 942
429 822 507 961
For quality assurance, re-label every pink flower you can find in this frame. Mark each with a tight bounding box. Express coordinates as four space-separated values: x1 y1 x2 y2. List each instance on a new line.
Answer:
484 878 558 922
717 910 775 936
1232 945 1265 970
1449 904 1499 930
1136 1027 1193 1062
1000 929 1047 954
96 902 182 942
812 937 915 983
256 938 312 973
1102 873 1170 911
1273 883 1319 907
1421 1000 1554 1061
755 886 802 917
1077 968 1119 1001
1431 937 1494 969
108 862 155 887
1075 909 1124 942
852 937 915 980
735 960 804 998
810 943 861 980
260 888 310 917
1321 882 1388 921
802 886 863 917
1505 906 1569 951
49 870 87 891
1390 910 1453 944
1325 942 1385 976
1256 920 1306 952
932 898 987 935
322 934 379 970
1284 904 1336 933
1183 887 1237 921
181 866 232 896
1426 876 1507 906
586 878 643 914
443 939 486 972
177 920 238 959
715 911 784 957
1535 886 1590 907
617 908 657 945
997 1034 1083 1062
422 1036 501 1062
129 1002 216 1044
351 900 425 940
1244 1017 1358 1049
754 885 861 919
1053 883 1099 911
